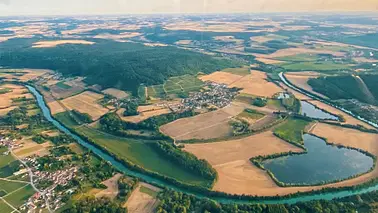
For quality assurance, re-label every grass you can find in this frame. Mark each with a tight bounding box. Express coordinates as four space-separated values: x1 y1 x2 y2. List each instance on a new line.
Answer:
0 147 15 169
67 143 84 154
274 118 310 145
75 125 212 187
55 111 79 128
147 75 204 98
267 99 284 110
277 54 319 62
281 61 350 71
0 199 13 213
139 186 158 198
221 66 251 76
0 88 12 94
3 184 35 208
0 180 27 195
238 109 265 120
55 81 72 89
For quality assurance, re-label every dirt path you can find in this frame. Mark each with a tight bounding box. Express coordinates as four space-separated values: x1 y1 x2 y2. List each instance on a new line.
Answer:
352 74 376 105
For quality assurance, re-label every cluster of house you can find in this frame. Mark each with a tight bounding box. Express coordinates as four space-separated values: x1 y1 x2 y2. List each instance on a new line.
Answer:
0 136 22 150
181 81 238 110
22 157 79 211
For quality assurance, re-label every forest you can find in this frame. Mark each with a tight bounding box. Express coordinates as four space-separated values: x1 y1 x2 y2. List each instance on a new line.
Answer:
0 38 240 94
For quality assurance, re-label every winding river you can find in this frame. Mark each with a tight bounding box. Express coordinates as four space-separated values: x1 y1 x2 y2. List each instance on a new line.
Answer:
27 84 378 205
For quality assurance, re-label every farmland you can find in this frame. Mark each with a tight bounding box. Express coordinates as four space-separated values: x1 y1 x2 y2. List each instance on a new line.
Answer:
60 91 109 120
126 183 161 213
160 104 244 141
273 118 311 145
147 75 204 99
74 125 212 187
281 61 351 71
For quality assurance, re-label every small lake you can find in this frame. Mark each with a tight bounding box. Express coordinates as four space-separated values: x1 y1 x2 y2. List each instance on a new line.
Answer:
300 101 339 120
262 134 374 185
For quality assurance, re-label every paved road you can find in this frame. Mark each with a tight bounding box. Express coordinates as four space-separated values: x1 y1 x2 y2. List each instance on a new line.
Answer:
10 149 53 213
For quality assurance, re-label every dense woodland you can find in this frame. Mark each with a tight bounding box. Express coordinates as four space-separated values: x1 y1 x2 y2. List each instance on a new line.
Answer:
156 189 378 213
0 39 240 94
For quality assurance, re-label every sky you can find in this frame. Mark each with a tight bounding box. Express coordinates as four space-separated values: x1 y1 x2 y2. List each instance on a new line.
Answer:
0 0 377 16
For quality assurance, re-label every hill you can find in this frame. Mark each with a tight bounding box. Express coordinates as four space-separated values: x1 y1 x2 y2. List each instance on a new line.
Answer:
0 38 240 94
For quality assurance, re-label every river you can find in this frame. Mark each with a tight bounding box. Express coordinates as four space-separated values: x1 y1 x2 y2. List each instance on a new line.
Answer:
26 84 378 204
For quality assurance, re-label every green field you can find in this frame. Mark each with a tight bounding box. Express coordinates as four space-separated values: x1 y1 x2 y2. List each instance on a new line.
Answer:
274 118 310 145
55 111 79 128
139 186 159 197
0 88 12 94
221 66 251 76
55 81 72 89
238 109 265 120
281 61 350 71
0 200 13 213
75 126 212 187
0 147 19 178
0 180 28 196
147 75 204 98
3 184 35 208
277 54 319 62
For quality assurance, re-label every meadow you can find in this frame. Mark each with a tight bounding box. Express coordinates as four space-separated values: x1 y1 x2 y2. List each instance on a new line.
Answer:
75 125 212 187
3 184 35 208
281 61 351 71
147 74 204 98
273 118 311 145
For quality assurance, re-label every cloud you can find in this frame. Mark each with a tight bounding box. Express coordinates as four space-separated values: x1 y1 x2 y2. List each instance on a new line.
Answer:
0 0 10 5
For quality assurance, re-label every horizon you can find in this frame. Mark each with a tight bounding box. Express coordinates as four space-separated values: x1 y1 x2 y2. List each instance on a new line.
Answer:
0 0 377 16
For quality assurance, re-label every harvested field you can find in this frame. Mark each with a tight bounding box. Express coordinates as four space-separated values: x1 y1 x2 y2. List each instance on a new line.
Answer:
102 88 129 99
117 104 172 123
0 106 16 116
307 100 373 129
284 72 329 99
160 104 244 141
13 138 50 158
47 101 66 115
266 48 345 58
32 40 94 48
17 69 50 82
256 57 284 64
61 91 109 120
184 131 305 196
126 182 161 213
199 71 244 85
95 173 122 199
0 84 31 108
49 78 86 99
230 71 283 97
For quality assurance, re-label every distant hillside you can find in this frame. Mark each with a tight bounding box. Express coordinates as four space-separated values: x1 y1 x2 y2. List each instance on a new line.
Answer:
0 39 240 94
308 74 378 105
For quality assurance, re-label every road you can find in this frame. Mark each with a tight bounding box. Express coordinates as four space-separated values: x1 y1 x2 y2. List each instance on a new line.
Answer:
10 149 53 213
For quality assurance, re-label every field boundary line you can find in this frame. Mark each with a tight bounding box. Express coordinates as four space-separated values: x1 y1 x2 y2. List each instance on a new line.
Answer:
2 183 30 198
1 197 19 213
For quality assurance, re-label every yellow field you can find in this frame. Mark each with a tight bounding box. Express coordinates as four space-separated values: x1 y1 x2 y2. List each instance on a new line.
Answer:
117 104 172 123
61 91 109 120
102 88 129 99
95 173 122 199
284 72 329 99
256 57 284 64
13 138 51 158
32 40 94 48
125 182 161 213
200 71 244 84
160 104 243 141
230 71 282 97
0 84 32 108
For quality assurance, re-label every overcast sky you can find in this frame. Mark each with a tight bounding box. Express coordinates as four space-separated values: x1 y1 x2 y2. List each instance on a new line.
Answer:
0 0 377 16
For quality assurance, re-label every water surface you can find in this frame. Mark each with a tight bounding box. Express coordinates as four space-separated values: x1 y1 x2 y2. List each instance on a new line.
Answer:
300 101 339 120
263 134 374 185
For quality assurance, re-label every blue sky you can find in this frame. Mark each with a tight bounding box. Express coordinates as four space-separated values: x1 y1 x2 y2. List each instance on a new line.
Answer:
0 0 377 16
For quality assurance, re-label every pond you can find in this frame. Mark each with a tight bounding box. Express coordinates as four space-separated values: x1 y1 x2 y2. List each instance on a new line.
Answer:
262 134 374 185
300 101 339 120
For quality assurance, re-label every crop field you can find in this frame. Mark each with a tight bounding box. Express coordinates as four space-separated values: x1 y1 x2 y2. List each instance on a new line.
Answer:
200 71 244 85
95 173 122 199
0 180 28 196
281 61 351 71
126 183 161 213
32 40 94 48
102 88 129 99
230 70 283 97
237 109 265 124
13 138 50 158
61 91 109 120
255 57 284 64
3 184 35 208
284 72 329 99
160 104 244 141
55 81 72 89
0 199 13 212
75 125 212 187
117 104 172 123
183 131 304 196
266 47 346 58
0 84 31 108
221 66 251 76
276 53 319 62
273 118 311 145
